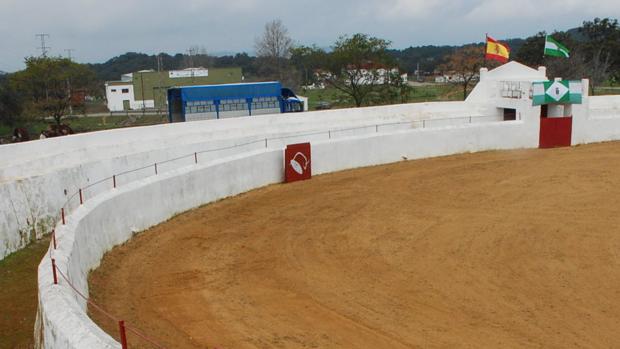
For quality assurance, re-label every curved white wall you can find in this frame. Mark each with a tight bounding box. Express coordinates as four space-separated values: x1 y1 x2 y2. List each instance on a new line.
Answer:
37 149 284 348
36 101 543 348
2 100 498 260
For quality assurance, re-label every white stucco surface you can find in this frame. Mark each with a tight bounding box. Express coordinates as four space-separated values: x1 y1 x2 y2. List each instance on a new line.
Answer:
37 149 284 348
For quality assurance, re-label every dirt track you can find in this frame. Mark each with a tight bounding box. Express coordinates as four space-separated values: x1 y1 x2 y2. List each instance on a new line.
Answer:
89 142 620 348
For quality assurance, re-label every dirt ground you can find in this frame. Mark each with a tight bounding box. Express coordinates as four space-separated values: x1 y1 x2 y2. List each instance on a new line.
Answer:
89 142 620 349
0 236 50 349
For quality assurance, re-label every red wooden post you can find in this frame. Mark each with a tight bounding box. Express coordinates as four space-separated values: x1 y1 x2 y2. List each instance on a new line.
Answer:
79 189 83 205
194 152 198 164
52 229 57 249
61 208 65 225
118 320 128 349
154 163 158 175
51 258 58 285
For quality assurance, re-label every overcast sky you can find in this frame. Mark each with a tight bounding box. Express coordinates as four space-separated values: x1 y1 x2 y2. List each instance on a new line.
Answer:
1 0 619 72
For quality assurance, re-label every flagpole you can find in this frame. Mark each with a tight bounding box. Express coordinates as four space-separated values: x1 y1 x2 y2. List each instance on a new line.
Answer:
484 33 488 67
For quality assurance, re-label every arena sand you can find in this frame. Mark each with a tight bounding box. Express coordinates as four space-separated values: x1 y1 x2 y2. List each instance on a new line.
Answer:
89 142 620 348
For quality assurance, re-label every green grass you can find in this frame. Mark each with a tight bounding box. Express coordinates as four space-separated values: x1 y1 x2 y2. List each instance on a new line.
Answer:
594 87 620 95
0 236 51 348
300 84 466 111
1 114 169 143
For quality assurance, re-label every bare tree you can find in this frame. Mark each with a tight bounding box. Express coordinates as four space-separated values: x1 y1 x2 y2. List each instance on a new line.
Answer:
183 45 212 68
255 19 293 81
439 45 500 100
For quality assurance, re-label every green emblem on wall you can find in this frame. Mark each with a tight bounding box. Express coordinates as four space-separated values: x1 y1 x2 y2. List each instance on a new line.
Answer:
532 80 582 106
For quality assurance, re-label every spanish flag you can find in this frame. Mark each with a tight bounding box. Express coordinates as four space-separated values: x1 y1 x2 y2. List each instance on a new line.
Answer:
485 35 510 63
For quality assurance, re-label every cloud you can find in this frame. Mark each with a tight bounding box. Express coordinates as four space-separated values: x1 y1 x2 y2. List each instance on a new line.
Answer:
0 0 618 72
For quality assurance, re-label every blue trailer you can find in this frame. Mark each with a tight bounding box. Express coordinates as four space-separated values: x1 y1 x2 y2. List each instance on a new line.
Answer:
167 81 304 122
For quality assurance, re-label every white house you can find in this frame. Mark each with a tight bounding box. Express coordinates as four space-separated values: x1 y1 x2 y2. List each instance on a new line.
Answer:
434 72 479 84
348 67 408 85
105 72 155 112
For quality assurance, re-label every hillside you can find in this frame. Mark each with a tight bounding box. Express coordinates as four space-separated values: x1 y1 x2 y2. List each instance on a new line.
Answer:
89 37 530 82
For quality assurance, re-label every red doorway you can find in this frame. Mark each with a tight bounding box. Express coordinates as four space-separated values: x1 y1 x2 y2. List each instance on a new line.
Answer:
539 116 572 148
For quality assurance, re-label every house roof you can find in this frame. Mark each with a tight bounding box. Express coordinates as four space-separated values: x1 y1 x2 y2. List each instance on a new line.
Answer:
484 61 547 81
106 81 132 87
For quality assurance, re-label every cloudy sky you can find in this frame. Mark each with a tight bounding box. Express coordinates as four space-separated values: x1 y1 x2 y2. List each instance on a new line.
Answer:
1 0 619 72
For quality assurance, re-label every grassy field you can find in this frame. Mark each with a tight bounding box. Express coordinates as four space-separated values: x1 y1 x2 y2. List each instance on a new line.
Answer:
301 83 466 110
0 113 168 143
594 87 620 95
0 236 51 348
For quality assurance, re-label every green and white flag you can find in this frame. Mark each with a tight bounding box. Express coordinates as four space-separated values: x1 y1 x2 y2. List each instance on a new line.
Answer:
544 36 570 58
532 80 582 105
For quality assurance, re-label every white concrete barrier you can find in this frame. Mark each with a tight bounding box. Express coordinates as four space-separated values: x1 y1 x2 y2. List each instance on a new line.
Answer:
35 103 544 348
573 95 620 145
37 149 284 348
2 101 497 260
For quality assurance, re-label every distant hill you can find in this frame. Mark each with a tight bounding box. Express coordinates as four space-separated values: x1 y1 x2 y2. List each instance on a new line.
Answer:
89 52 257 82
566 27 587 41
84 24 600 82
88 52 170 82
92 39 528 82
389 38 525 74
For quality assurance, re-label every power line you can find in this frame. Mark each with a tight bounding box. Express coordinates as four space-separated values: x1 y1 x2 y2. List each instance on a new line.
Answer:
64 49 75 60
35 33 50 57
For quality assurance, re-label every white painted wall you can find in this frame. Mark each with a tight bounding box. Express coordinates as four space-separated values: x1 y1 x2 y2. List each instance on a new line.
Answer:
572 80 620 145
4 90 620 260
104 83 155 112
0 101 485 177
1 100 500 259
104 83 134 112
36 149 284 348
35 99 542 348
4 61 620 261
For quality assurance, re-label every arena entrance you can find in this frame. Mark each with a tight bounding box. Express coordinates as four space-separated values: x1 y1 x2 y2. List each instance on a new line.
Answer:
533 80 582 149
539 105 572 148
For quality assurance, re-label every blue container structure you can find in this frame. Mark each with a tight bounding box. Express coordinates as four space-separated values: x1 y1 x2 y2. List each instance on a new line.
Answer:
167 81 303 122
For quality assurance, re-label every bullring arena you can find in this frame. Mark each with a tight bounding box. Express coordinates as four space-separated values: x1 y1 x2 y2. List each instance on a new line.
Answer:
88 143 620 348
1 62 620 348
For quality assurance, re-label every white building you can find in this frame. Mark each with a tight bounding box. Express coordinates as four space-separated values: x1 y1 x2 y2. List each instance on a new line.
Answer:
434 72 479 83
347 67 408 85
104 70 155 112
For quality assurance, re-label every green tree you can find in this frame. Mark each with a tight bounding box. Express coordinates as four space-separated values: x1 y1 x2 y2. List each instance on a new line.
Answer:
439 45 493 100
579 18 620 94
369 70 412 105
11 57 96 126
515 31 583 80
0 74 22 125
322 33 395 107
514 32 547 67
290 45 328 88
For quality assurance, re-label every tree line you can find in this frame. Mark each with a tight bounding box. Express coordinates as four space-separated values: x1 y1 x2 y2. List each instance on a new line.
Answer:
440 18 620 99
1 17 618 137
